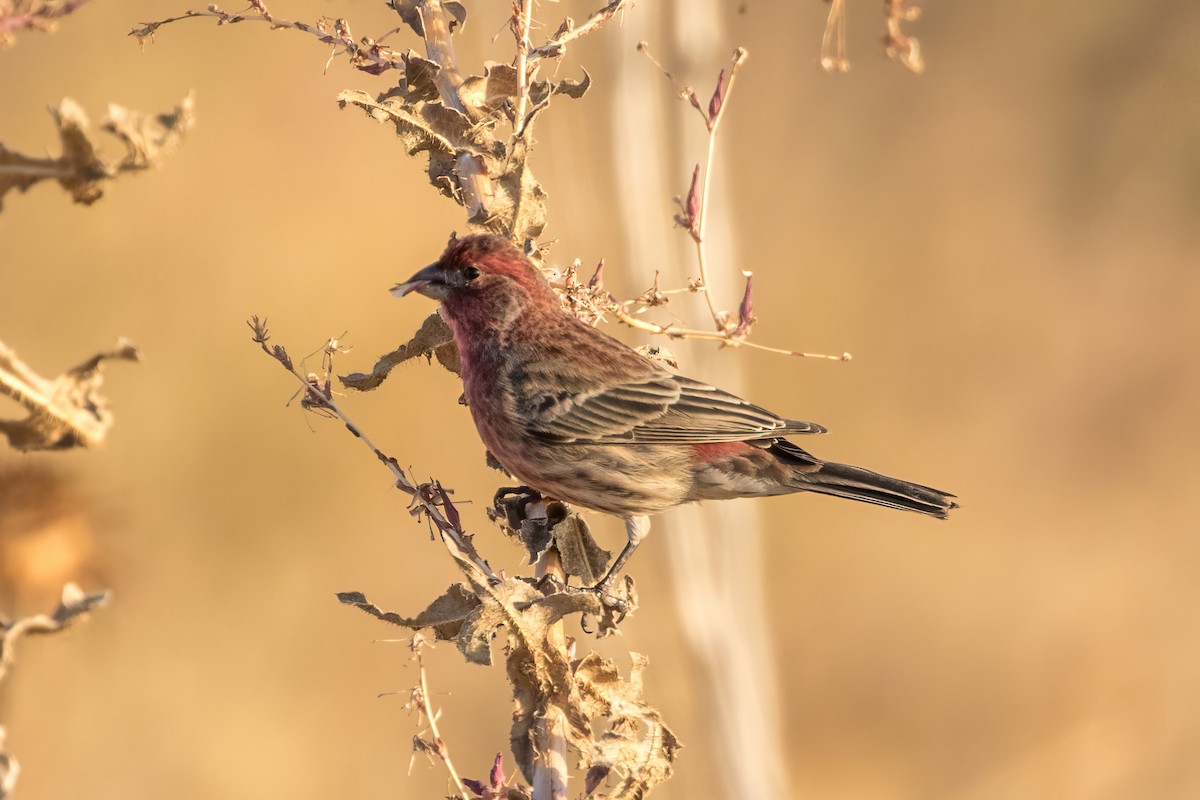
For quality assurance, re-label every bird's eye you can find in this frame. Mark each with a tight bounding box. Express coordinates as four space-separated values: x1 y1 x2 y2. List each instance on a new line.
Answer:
463 265 482 281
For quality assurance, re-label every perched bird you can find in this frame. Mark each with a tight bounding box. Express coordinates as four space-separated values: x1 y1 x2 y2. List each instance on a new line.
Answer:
394 234 956 594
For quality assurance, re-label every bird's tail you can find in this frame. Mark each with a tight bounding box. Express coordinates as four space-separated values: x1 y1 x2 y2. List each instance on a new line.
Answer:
798 460 958 519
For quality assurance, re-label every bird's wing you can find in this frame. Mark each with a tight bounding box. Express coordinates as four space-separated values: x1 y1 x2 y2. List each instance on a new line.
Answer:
525 373 826 444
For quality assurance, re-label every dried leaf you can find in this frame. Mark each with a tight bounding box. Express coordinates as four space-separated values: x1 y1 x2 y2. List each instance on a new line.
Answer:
340 311 455 391
554 68 591 99
102 92 196 170
576 653 682 799
401 51 442 102
548 514 609 588
458 63 518 116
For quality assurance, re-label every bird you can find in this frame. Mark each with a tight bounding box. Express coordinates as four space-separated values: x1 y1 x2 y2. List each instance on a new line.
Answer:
393 233 956 596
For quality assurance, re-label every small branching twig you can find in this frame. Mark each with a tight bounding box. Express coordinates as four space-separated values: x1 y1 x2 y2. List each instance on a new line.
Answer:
577 44 855 362
0 583 110 800
526 0 629 63
248 317 498 580
403 635 473 799
129 5 406 75
0 338 141 451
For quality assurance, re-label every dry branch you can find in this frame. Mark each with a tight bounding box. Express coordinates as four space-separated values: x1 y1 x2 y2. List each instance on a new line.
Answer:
0 95 194 209
0 338 141 451
0 583 110 799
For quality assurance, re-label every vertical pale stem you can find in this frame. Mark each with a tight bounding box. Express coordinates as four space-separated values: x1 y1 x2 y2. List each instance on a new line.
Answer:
417 0 494 220
531 548 570 800
609 3 794 797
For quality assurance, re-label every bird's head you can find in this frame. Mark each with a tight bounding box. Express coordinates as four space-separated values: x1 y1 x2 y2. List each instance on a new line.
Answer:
392 233 552 309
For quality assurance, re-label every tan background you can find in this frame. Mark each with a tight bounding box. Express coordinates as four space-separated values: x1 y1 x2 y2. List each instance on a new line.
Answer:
3 0 1200 797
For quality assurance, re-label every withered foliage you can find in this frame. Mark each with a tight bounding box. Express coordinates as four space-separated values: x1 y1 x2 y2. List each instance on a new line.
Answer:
0 338 141 452
0 94 194 209
0 583 109 799
339 495 678 799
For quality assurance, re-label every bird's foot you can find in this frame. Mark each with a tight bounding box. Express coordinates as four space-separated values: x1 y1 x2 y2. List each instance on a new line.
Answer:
534 574 632 625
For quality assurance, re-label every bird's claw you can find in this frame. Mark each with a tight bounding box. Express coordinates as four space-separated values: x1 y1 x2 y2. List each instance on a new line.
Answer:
534 575 630 622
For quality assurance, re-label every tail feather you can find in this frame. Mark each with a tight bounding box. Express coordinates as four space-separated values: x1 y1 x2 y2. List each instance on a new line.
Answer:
797 460 958 519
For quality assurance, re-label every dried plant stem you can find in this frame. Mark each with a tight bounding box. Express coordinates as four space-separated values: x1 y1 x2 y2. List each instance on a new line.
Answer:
611 307 850 360
415 650 471 799
820 0 849 73
527 0 630 63
248 319 499 581
532 548 570 800
691 49 745 330
417 0 493 220
513 0 535 133
693 102 730 324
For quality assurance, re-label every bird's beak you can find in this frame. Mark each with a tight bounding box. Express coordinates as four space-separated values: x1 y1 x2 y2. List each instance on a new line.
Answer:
391 262 449 301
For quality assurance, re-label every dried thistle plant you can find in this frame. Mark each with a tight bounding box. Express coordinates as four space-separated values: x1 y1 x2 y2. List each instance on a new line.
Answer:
160 0 867 795
0 338 141 451
0 95 195 209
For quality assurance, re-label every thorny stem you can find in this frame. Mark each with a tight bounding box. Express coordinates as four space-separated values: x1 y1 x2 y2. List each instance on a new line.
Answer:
247 319 499 581
415 648 471 799
129 8 402 72
526 0 630 64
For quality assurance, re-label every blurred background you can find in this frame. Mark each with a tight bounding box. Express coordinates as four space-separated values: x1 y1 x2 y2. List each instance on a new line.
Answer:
3 0 1199 797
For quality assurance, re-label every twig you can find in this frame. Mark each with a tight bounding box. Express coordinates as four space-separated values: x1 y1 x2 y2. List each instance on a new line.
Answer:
0 583 109 799
409 638 471 799
691 48 747 328
527 0 630 63
639 44 748 332
129 5 404 74
610 306 849 360
247 318 499 581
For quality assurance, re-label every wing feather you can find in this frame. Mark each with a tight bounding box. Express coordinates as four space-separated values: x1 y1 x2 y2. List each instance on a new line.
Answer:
524 371 826 444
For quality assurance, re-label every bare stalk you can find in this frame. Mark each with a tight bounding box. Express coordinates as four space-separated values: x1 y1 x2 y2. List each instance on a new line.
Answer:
417 0 493 220
414 645 471 799
610 307 850 360
691 49 747 329
512 0 535 133
247 319 499 581
532 547 569 800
